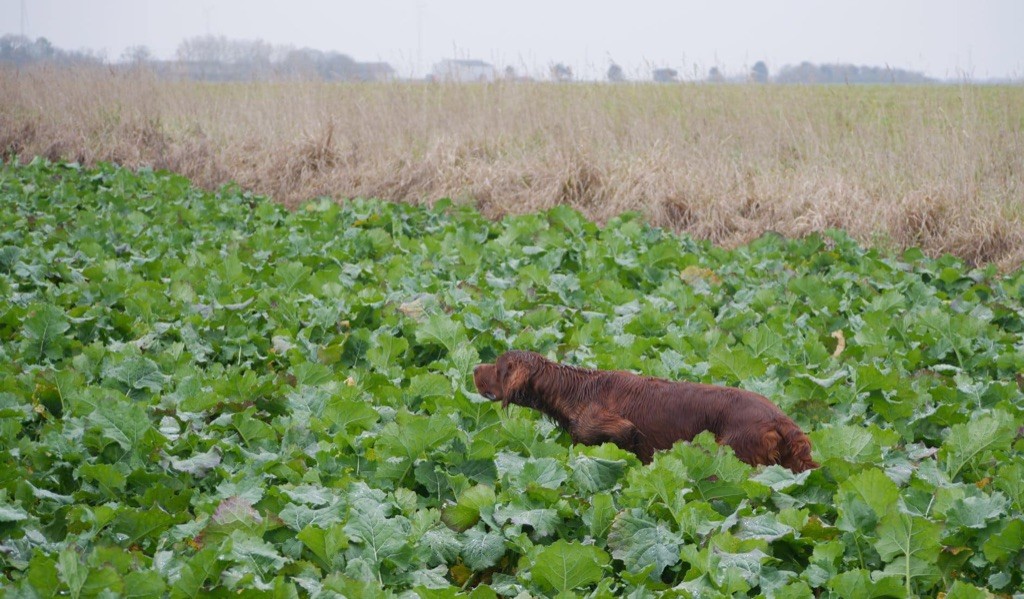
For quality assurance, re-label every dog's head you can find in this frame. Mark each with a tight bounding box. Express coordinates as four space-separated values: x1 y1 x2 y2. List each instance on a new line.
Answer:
473 350 545 409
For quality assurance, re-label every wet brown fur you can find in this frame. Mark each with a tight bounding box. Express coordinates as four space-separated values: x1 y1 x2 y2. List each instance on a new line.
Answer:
473 350 818 471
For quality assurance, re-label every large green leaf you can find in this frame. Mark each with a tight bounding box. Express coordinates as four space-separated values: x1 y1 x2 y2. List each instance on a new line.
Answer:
87 400 155 457
835 467 899 532
944 580 994 599
440 485 495 532
945 493 1008 530
826 569 905 599
20 303 70 362
569 454 627 493
0 494 29 522
624 453 689 506
708 344 766 382
343 504 411 571
530 540 610 593
224 530 288 581
172 548 223 597
874 512 942 595
297 522 349 566
519 458 567 489
367 335 409 372
492 504 560 539
461 528 506 571
415 313 466 353
102 354 167 395
940 410 1015 480
607 509 682 580
810 425 886 466
323 395 380 435
982 518 1024 564
375 412 458 461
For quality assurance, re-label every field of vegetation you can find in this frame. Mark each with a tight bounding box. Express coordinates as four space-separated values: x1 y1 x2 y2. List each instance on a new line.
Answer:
2 67 1023 267
1 160 1023 596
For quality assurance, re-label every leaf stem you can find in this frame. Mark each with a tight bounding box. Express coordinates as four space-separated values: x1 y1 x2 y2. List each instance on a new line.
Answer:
905 551 911 598
854 534 866 571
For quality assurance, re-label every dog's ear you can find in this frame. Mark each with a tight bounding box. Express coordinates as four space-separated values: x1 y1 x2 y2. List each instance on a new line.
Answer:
497 354 531 408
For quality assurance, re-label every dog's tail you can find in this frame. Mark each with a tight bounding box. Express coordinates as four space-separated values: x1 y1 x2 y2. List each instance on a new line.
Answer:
775 419 819 473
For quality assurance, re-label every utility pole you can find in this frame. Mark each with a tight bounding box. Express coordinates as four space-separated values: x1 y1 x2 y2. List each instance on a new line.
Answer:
417 2 424 78
20 0 27 37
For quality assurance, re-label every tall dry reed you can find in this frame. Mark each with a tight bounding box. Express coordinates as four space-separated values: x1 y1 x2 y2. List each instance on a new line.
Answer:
3 66 1022 266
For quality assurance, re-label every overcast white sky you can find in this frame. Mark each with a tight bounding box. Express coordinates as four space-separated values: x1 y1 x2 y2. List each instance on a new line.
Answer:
2 0 1022 80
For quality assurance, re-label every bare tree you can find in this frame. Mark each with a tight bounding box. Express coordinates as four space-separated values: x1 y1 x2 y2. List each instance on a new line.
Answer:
233 39 272 68
121 45 152 65
176 35 227 63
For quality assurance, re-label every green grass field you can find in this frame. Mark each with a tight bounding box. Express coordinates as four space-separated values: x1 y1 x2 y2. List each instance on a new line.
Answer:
1 160 1023 597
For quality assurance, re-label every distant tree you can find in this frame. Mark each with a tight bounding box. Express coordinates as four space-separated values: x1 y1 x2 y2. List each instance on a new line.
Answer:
235 39 273 72
0 35 32 64
176 36 283 79
288 49 321 78
121 45 152 64
707 66 724 83
550 63 573 82
607 63 625 83
773 62 932 84
32 37 55 60
751 61 769 83
177 36 271 66
652 68 678 83
176 35 227 63
0 34 100 66
504 65 517 80
319 51 357 80
275 47 364 80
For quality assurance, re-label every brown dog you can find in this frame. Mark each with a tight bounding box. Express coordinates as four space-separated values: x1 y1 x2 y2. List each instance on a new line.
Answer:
474 350 818 471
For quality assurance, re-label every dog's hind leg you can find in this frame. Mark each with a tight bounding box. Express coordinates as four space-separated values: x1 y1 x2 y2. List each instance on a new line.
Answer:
569 406 645 460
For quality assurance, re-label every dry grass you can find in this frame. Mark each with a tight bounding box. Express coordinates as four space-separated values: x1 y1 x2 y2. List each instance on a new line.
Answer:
3 66 1023 267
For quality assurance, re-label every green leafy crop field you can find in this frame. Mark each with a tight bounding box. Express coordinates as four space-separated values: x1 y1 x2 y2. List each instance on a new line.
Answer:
1 160 1023 597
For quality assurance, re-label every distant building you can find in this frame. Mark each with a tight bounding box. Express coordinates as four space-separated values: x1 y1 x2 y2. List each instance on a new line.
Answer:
431 59 496 82
653 68 678 83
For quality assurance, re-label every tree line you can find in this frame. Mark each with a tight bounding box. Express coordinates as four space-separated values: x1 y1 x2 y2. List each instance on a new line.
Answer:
609 60 931 84
2 34 933 84
0 34 393 82
0 35 103 67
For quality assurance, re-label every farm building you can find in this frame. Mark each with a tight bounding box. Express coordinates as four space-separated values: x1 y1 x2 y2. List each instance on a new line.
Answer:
431 59 496 82
653 68 679 83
